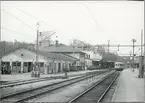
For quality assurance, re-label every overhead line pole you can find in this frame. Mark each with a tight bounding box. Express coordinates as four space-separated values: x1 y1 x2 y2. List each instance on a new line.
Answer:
130 51 132 68
139 29 143 78
94 44 141 47
143 29 145 78
132 39 136 72
107 40 110 53
0 29 1 74
36 22 39 72
31 22 40 77
73 40 75 66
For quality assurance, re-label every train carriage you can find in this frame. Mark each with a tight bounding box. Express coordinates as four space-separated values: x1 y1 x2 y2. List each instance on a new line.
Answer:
115 62 125 71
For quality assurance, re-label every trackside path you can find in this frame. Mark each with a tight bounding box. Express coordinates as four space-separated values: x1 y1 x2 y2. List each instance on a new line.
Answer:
112 68 145 102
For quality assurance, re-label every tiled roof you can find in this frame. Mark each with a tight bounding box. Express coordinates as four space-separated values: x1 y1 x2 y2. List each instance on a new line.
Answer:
62 53 79 60
28 48 78 61
1 47 78 62
39 45 84 53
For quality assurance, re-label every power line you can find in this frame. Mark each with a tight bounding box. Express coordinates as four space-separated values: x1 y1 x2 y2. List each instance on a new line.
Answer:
83 3 104 35
1 27 34 36
1 9 36 31
135 48 141 54
9 4 57 31
94 44 141 47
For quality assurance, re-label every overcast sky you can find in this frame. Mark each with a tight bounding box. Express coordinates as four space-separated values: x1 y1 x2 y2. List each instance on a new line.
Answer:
1 1 144 55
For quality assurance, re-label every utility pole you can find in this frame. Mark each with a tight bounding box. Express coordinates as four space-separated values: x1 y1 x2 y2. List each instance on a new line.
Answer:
72 40 76 71
36 22 40 75
143 29 145 78
130 51 132 68
107 40 110 53
116 51 118 61
32 22 40 77
73 39 75 64
117 45 120 51
116 44 120 62
132 39 137 72
0 30 1 74
139 29 143 78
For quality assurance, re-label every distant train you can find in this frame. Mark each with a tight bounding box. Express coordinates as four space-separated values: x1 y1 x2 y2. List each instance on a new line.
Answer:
115 62 125 71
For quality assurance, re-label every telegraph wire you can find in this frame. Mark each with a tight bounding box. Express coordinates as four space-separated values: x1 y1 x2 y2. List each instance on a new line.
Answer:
9 4 57 31
1 9 36 31
135 48 140 54
1 27 34 37
83 3 104 35
8 4 68 37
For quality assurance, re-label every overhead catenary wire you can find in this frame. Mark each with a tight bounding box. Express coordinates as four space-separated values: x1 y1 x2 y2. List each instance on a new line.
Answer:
8 4 69 39
83 3 104 35
1 9 36 31
9 4 57 31
135 48 141 54
94 44 141 47
1 27 34 37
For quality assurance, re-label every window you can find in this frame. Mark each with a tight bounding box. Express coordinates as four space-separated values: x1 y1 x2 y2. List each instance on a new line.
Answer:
21 54 24 56
17 62 21 66
12 62 16 66
39 62 44 67
54 63 56 68
24 62 27 67
12 62 21 66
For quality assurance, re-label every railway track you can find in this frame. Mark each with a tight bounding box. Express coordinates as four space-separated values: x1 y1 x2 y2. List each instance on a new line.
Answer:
1 70 113 103
0 73 86 88
0 70 101 88
0 76 64 88
68 71 120 103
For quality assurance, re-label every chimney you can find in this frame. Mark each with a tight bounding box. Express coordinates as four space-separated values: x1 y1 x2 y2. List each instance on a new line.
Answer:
56 40 58 45
55 36 59 46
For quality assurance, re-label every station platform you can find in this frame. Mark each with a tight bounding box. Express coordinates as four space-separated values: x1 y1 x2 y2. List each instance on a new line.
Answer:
112 68 145 102
0 69 105 82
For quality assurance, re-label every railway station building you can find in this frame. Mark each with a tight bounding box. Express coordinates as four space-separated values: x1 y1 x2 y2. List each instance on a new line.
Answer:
39 43 90 70
1 48 78 74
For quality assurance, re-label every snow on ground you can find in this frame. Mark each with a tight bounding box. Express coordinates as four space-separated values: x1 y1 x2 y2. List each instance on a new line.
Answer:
112 68 145 102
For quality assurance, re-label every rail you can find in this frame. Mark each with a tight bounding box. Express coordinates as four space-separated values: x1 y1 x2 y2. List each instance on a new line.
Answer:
1 70 112 103
68 71 120 103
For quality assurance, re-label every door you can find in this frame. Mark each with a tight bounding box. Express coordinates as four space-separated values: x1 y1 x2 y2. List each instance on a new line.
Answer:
28 62 33 72
58 63 61 72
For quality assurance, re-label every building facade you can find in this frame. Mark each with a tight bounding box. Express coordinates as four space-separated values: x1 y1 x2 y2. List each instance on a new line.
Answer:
1 48 77 74
82 50 102 68
39 44 87 70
